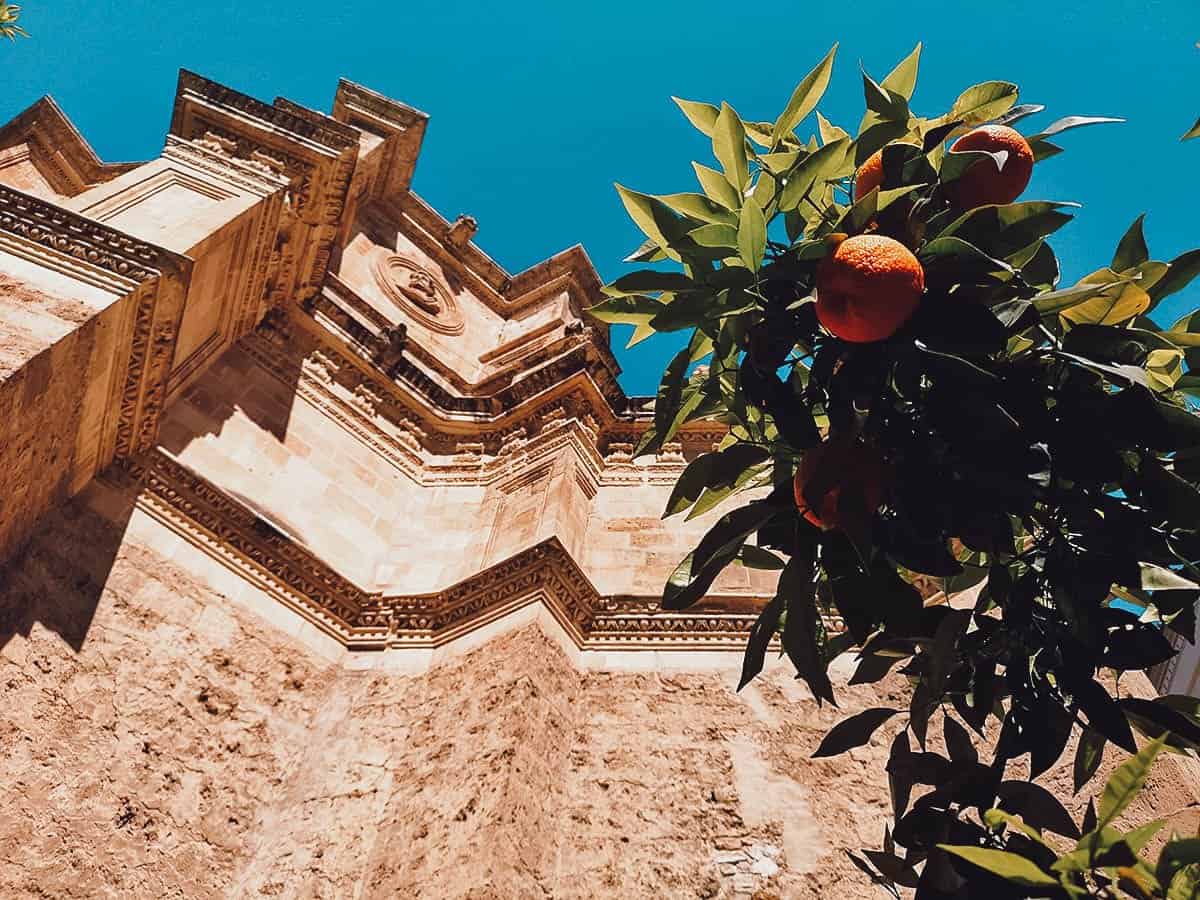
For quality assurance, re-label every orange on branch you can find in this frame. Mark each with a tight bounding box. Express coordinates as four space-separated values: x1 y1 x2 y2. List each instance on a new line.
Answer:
815 235 925 343
854 149 885 200
947 124 1034 209
793 439 890 531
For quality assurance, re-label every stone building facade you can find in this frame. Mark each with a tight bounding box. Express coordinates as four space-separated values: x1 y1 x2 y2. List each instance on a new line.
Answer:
0 74 1197 898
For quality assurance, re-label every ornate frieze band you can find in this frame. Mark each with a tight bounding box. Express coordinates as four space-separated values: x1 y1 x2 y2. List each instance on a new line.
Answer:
124 448 834 652
0 185 185 283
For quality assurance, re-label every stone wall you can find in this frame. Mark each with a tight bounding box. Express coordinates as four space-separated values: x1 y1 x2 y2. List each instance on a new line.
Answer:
4 478 1198 899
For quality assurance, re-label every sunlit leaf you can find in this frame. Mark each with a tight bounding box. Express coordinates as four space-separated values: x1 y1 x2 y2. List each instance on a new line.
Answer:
672 96 719 136
937 845 1057 887
772 44 838 148
713 102 750 191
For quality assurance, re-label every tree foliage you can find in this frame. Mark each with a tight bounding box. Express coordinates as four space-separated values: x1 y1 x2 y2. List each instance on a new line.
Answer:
0 2 25 40
595 44 1200 898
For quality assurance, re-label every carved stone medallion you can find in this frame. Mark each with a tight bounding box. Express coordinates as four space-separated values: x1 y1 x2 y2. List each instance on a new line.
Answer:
372 251 464 335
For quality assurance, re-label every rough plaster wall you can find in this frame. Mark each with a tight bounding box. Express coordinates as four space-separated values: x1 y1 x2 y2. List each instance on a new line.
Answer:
2 481 1199 899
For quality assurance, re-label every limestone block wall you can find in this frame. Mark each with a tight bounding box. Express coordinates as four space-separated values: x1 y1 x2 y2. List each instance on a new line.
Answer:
0 258 127 561
157 341 417 587
4 476 1197 899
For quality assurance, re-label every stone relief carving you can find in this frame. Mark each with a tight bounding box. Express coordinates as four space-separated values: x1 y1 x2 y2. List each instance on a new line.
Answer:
371 250 465 336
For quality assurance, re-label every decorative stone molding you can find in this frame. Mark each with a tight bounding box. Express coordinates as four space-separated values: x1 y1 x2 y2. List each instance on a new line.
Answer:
371 250 464 335
0 185 191 461
0 185 186 284
0 96 141 197
169 70 360 305
122 449 839 652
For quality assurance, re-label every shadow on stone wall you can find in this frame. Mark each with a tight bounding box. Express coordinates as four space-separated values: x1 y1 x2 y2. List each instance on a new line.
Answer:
158 315 305 456
0 474 137 653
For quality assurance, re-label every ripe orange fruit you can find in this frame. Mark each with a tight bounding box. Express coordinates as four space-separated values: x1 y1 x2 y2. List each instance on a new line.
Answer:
815 235 925 343
793 438 889 531
854 150 885 200
947 124 1034 209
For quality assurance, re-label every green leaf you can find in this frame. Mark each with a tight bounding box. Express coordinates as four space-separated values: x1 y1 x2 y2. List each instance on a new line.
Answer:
663 443 771 518
1113 214 1150 271
1074 728 1107 793
624 237 668 264
1125 819 1167 854
693 162 741 210
812 708 900 758
1149 249 1200 307
1159 839 1200 894
1183 117 1200 141
940 147 1010 183
1033 275 1134 315
664 501 777 610
982 809 1049 846
816 111 849 145
1060 268 1151 326
919 236 1014 277
1141 562 1200 591
771 43 838 148
940 200 1077 260
861 68 909 122
588 294 668 327
656 192 738 225
1098 735 1167 830
778 137 850 211
638 329 712 458
936 846 1058 888
881 42 922 100
688 223 739 251
615 184 685 262
737 200 767 271
672 97 719 137
713 102 750 192
625 321 656 349
736 545 786 570
1029 137 1064 163
1029 115 1125 140
603 271 695 296
944 81 1019 126
1168 864 1200 900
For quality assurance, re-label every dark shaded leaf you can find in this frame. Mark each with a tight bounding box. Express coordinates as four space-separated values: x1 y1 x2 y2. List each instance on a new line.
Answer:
663 500 777 610
1112 213 1150 271
1074 728 1107 794
1073 676 1137 753
850 652 902 685
996 781 1082 839
943 716 978 765
780 557 836 705
813 707 901 758
737 593 782 690
1149 249 1200 307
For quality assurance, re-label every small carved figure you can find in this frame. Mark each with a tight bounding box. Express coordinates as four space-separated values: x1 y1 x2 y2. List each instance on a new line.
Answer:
371 323 408 377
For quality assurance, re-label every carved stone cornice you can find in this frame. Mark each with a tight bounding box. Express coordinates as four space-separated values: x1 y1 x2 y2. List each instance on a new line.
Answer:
0 96 141 196
0 185 191 461
242 309 717 488
0 185 187 284
122 449 837 653
169 70 360 306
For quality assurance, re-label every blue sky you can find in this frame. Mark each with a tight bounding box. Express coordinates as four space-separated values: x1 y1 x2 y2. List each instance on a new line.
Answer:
3 1 1198 394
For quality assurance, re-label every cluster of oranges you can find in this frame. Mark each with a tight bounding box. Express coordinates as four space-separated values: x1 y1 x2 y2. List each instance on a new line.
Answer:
795 124 1034 530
